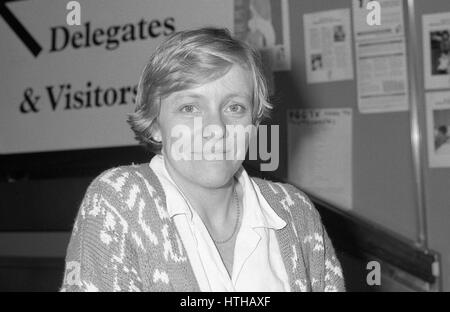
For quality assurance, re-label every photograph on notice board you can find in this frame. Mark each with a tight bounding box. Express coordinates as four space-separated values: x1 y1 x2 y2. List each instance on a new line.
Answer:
434 112 450 154
423 12 450 90
303 9 354 84
426 91 450 167
430 31 450 75
234 0 291 72
333 25 346 42
311 54 323 71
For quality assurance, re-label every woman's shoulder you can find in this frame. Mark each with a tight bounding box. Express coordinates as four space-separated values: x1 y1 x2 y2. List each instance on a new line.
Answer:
75 163 166 235
251 177 323 229
86 163 160 197
252 177 314 210
79 163 167 221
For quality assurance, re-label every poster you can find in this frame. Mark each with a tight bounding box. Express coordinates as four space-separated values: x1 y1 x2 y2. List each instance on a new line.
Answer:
287 108 353 210
0 0 233 154
426 91 450 168
354 38 409 113
423 12 450 90
352 0 404 41
303 9 354 84
352 0 409 113
234 0 291 72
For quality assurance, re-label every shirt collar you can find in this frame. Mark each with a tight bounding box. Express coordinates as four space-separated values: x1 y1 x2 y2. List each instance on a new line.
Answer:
149 154 195 220
235 166 286 230
149 154 286 230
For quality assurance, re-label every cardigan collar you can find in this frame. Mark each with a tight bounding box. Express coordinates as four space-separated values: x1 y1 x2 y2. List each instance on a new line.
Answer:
137 161 307 292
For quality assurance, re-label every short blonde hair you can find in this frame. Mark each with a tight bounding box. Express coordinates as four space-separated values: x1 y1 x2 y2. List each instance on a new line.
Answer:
127 27 272 152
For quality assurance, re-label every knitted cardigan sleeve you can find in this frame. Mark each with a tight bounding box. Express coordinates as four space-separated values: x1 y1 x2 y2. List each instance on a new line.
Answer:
60 169 143 292
285 183 345 292
321 219 345 291
310 206 345 292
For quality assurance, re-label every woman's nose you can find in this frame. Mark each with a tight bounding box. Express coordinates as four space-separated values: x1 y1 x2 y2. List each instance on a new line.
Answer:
202 112 227 140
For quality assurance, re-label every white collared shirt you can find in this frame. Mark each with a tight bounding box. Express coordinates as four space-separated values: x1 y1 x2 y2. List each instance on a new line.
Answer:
149 154 290 292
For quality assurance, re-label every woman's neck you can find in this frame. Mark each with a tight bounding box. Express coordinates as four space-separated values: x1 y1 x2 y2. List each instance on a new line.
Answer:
163 160 238 228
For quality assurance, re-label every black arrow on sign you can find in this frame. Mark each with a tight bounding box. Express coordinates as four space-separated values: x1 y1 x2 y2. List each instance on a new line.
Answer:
0 0 42 57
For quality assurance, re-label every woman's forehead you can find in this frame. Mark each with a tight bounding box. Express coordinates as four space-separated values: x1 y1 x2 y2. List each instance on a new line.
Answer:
170 65 253 101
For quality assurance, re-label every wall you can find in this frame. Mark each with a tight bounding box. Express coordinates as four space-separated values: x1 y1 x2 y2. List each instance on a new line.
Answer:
278 0 419 242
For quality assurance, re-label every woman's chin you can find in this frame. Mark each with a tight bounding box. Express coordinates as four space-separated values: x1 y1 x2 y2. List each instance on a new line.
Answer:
165 155 243 188
188 160 240 187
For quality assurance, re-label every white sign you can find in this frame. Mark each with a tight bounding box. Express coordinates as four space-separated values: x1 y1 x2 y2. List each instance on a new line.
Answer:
303 9 354 84
0 0 233 154
287 108 353 211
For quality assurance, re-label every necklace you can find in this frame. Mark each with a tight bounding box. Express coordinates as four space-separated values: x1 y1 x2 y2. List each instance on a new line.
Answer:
212 185 240 244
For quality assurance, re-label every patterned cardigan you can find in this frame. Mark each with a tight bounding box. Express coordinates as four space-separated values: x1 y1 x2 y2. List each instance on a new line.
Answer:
60 163 345 292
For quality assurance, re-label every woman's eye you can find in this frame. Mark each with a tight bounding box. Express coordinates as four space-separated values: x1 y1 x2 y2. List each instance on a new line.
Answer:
179 104 199 113
226 103 246 113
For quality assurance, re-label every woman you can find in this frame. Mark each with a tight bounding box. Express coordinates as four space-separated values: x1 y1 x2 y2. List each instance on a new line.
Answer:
61 27 344 292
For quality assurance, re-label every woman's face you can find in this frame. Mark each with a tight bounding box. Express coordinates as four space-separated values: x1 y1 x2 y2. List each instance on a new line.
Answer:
155 64 254 189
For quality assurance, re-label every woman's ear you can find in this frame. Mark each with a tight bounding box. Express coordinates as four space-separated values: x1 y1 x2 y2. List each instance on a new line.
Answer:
152 130 162 143
150 120 162 143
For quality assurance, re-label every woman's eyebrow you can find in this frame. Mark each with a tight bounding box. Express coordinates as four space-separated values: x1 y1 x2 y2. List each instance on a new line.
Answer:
173 92 251 102
173 93 204 101
223 92 252 102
